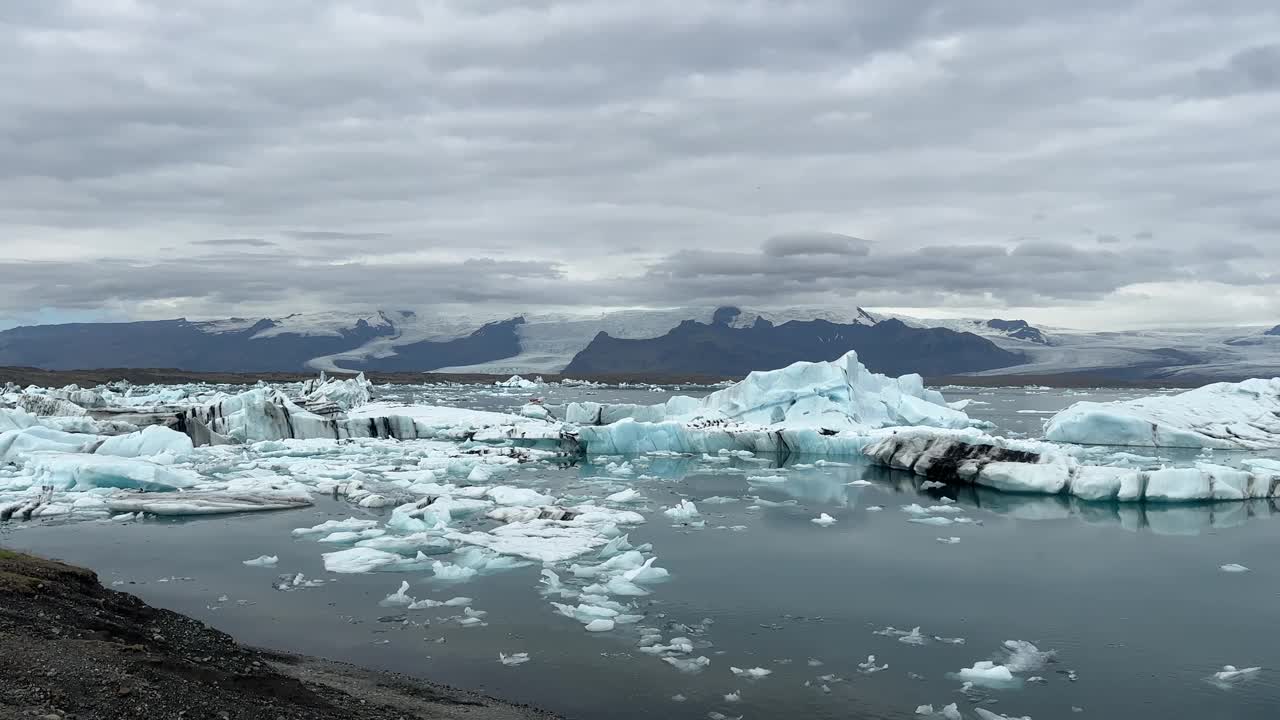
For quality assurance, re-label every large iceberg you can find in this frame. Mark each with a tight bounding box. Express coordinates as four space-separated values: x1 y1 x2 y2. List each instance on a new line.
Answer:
568 351 971 455
864 428 1280 501
1045 378 1280 449
174 387 565 447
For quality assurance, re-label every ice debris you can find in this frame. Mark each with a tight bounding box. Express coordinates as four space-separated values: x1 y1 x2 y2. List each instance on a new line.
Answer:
242 555 278 567
499 652 530 666
811 513 837 527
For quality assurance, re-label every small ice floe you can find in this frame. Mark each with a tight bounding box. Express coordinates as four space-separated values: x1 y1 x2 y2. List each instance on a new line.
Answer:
915 704 962 719
730 666 772 680
956 661 1014 685
974 710 1033 720
381 580 415 607
606 488 643 503
858 655 888 674
909 517 958 527
1003 640 1055 672
807 658 824 667
499 652 530 666
664 656 711 673
585 618 616 632
432 561 478 582
443 596 473 606
936 537 961 545
846 480 873 486
934 636 966 645
242 554 278 567
408 598 442 610
899 627 928 646
671 694 687 702
1220 563 1250 573
811 513 837 527
1208 665 1261 690
664 499 701 523
724 690 741 702
866 505 884 512
707 713 742 720
920 481 947 491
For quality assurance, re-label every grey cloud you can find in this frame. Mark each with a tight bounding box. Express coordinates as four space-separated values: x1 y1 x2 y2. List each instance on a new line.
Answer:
762 233 870 258
0 0 1278 326
194 238 276 248
1197 43 1280 95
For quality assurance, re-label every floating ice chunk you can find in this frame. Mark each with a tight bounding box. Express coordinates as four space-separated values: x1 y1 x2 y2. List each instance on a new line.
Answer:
671 694 687 702
95 425 193 459
382 581 415 607
707 713 742 720
937 537 960 545
663 499 700 523
500 652 530 666
27 453 198 492
1220 563 1250 573
606 488 643 503
443 596 473 606
957 661 1014 684
432 561 478 582
934 636 966 645
318 528 386 544
858 655 888 674
520 403 551 420
1002 640 1055 672
584 618 615 632
321 547 437 574
974 710 1033 720
724 691 741 702
105 491 311 516
899 627 928 646
293 518 380 537
242 555 279 567
622 556 670 584
909 517 955 527
811 513 837 527
730 666 772 680
1208 665 1261 689
663 655 711 673
1046 378 1280 449
486 486 555 506
408 598 443 609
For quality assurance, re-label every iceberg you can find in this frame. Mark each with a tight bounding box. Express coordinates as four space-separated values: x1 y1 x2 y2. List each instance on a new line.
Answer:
568 351 970 455
176 388 564 447
105 490 311 516
298 372 373 413
862 428 1280 502
95 425 194 459
26 453 199 492
1045 378 1280 449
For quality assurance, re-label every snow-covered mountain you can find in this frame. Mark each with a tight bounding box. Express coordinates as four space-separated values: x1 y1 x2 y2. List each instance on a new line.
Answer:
0 306 1277 381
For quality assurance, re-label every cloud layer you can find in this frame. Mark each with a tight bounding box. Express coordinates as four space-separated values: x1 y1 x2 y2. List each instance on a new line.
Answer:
1 1 1278 328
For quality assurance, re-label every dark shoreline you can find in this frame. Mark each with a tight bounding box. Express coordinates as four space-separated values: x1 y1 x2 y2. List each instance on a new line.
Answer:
0 365 1213 389
0 548 558 720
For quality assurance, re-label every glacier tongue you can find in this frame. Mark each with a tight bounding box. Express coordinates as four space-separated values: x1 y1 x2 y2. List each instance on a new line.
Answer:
1044 378 1280 449
567 350 971 455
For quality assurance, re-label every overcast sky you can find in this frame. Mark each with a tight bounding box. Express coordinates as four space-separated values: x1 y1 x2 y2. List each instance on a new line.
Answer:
2 0 1278 330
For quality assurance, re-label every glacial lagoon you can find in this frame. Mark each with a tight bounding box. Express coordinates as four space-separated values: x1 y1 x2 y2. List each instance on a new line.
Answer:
4 384 1279 720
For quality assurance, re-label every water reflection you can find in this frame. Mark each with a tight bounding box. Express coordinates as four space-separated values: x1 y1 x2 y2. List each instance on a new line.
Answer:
588 452 1280 537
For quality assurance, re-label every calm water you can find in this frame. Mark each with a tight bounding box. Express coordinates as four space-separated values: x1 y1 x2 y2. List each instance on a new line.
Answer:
4 385 1278 720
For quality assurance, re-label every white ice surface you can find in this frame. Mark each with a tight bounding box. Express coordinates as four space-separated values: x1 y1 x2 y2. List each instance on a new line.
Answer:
1045 378 1280 449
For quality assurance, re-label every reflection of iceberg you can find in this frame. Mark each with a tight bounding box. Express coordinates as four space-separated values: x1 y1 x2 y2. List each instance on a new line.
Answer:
568 351 970 455
1045 378 1280 449
876 467 1279 536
